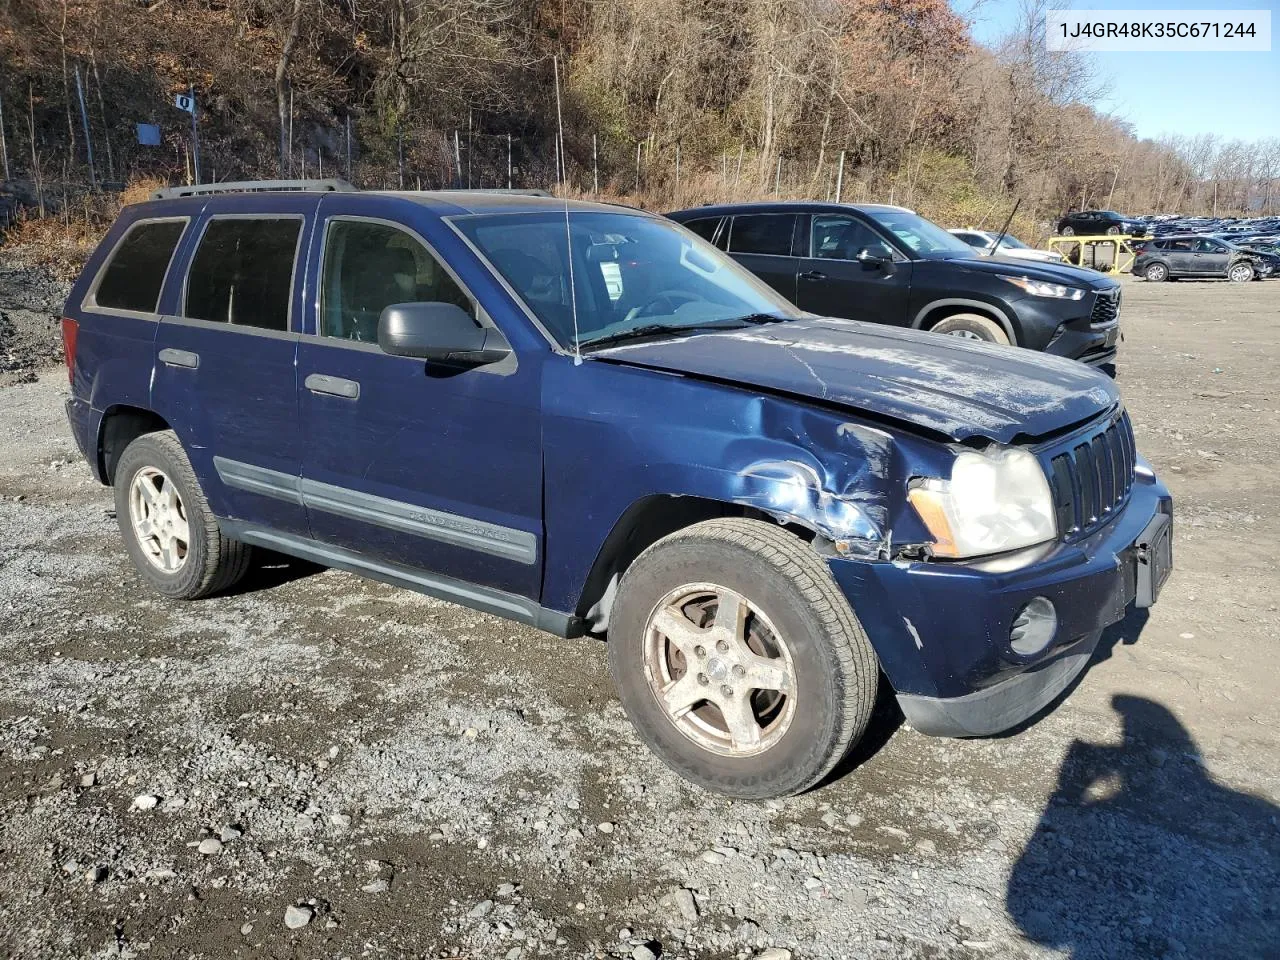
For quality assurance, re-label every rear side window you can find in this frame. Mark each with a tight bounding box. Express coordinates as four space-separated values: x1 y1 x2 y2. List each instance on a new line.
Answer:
728 214 797 257
184 218 302 331
92 220 186 313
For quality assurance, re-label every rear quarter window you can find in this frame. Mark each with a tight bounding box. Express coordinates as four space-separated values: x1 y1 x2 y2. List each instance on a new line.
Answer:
90 220 187 313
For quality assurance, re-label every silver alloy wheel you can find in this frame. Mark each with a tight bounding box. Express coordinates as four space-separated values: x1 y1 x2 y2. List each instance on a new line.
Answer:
643 583 796 758
128 466 190 573
1061 226 1074 236
1146 263 1167 281
946 329 985 340
1228 263 1253 283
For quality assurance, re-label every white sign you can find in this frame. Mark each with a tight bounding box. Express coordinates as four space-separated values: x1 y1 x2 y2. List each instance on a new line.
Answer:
174 93 195 114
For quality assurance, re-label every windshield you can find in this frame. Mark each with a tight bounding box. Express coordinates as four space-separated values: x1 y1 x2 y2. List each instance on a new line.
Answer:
997 234 1029 249
453 211 800 348
864 210 975 258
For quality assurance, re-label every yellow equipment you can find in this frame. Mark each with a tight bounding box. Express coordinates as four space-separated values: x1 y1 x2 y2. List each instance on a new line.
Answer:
1046 235 1141 275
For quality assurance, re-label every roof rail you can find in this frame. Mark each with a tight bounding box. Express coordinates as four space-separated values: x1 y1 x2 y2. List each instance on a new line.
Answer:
150 178 357 201
433 188 552 198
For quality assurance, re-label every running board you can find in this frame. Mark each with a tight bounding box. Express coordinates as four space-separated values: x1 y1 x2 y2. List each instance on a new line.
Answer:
219 521 580 638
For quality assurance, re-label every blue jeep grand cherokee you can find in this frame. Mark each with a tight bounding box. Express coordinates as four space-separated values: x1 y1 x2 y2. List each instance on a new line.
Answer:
62 180 1173 798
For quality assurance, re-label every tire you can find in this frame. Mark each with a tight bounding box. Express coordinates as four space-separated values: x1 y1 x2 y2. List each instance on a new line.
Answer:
1227 262 1254 283
608 518 878 799
1060 225 1075 236
113 430 252 600
1143 262 1169 282
929 312 1011 345
1106 225 1121 236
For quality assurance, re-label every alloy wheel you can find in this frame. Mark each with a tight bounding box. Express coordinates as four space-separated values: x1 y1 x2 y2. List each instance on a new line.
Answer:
128 466 190 573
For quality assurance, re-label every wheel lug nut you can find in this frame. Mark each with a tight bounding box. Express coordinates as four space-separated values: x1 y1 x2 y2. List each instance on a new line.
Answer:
733 665 746 678
720 685 734 697
695 645 706 658
716 640 729 653
697 673 708 685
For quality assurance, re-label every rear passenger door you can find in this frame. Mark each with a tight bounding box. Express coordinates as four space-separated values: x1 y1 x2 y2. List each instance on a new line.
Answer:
294 203 543 600
151 201 314 536
725 213 800 301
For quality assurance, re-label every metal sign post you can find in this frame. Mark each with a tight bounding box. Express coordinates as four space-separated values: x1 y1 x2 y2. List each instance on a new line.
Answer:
175 89 200 184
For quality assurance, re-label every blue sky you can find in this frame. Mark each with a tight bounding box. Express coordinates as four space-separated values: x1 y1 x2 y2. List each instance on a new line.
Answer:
958 0 1279 142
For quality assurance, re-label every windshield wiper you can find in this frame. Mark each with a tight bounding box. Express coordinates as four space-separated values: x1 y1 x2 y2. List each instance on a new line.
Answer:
577 315 788 351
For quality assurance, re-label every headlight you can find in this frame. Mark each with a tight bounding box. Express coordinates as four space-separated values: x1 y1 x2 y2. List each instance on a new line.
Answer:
907 446 1056 558
999 275 1086 301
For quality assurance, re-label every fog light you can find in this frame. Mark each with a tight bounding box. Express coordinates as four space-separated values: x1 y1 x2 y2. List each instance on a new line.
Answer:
1010 597 1057 655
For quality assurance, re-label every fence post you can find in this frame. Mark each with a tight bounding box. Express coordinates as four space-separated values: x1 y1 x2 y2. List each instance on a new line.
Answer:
397 127 404 189
553 55 566 187
635 141 641 194
73 67 97 189
454 130 462 187
675 143 680 205
592 133 598 195
835 149 845 203
507 133 512 189
0 92 9 181
774 156 782 197
735 144 743 187
345 115 352 179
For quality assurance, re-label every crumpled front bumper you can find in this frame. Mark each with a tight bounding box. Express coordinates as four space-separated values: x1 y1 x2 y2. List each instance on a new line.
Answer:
827 471 1172 737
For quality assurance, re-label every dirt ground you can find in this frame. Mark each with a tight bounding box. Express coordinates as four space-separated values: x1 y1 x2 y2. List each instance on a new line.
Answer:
0 270 1277 960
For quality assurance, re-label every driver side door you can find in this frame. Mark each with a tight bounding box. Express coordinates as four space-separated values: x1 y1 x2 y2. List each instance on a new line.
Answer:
295 206 543 599
1191 238 1230 276
795 213 912 325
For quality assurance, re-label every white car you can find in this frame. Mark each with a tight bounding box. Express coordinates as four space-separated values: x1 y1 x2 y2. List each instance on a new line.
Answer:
949 229 1065 263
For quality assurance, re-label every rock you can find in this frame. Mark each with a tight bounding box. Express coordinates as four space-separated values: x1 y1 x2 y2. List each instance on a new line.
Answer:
219 824 243 842
79 773 96 788
87 866 108 883
468 900 494 919
361 879 389 893
597 821 615 834
284 904 313 929
240 922 253 935
61 859 80 874
632 945 659 960
915 838 937 855
324 917 339 929
757 950 792 960
496 882 518 897
132 794 159 811
197 838 223 856
671 888 699 923
700 850 727 865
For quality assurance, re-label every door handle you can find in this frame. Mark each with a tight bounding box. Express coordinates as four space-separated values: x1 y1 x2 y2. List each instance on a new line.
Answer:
158 348 199 369
305 373 360 400
799 270 826 281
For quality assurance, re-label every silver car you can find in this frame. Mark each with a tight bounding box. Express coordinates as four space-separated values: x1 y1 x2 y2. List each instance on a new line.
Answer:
949 229 1065 263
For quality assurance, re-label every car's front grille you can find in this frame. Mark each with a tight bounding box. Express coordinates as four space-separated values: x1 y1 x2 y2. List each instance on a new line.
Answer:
1046 412 1136 540
1090 289 1121 327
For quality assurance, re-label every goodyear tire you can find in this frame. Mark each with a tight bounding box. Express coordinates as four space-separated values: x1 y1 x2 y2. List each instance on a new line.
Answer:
608 518 878 798
113 431 252 600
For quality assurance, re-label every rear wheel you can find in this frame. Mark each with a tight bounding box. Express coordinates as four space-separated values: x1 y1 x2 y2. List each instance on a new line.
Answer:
1228 262 1254 283
1060 226 1075 237
608 518 878 798
1106 225 1121 236
1144 262 1169 282
929 312 1011 345
113 431 252 599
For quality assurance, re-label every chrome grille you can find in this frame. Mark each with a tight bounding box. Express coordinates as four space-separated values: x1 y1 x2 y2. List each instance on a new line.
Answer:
1090 289 1121 327
1048 412 1136 539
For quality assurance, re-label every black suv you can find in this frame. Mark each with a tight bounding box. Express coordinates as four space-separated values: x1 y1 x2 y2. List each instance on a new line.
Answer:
1056 210 1147 237
667 202 1122 370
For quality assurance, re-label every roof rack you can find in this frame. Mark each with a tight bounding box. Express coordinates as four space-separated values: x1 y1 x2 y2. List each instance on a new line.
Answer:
432 188 552 197
150 178 357 201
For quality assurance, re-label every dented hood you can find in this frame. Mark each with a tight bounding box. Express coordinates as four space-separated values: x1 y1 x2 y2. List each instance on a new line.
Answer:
592 317 1119 443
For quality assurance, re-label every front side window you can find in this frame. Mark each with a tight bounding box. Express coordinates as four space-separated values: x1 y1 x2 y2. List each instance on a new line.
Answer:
1194 239 1226 254
93 220 186 313
1168 239 1193 252
185 218 301 331
863 209 973 259
728 214 797 257
454 211 800 349
320 220 472 341
811 215 895 260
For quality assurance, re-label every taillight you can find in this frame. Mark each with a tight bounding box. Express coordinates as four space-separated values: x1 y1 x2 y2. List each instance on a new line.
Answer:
60 317 78 387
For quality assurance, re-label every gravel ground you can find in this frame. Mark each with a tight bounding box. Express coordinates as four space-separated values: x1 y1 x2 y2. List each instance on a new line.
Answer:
0 266 1277 960
0 251 71 387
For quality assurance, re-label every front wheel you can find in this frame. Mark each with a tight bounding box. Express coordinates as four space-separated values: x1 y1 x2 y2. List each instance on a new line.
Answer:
930 313 1012 345
608 518 878 798
1144 262 1169 282
1227 262 1254 283
1060 226 1075 236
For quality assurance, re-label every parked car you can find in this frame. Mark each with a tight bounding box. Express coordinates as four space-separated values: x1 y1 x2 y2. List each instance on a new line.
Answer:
1056 210 1147 237
63 180 1173 799
667 202 1123 370
948 229 1066 263
1134 235 1277 282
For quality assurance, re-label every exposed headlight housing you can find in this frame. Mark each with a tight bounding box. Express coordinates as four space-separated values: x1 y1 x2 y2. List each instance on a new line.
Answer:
999 274 1086 301
908 446 1057 559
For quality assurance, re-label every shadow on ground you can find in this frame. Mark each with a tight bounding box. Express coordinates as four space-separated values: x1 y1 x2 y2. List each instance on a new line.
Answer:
1008 694 1280 958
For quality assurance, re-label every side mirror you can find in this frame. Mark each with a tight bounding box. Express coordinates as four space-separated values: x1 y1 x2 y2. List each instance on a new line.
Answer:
857 248 895 272
377 302 511 366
